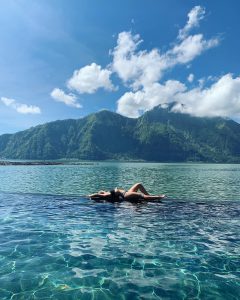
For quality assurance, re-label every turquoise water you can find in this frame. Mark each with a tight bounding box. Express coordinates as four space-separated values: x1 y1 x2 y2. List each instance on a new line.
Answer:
0 163 240 299
0 162 240 200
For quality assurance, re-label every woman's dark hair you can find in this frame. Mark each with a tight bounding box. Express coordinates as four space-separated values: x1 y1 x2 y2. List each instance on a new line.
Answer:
91 190 119 202
110 190 116 201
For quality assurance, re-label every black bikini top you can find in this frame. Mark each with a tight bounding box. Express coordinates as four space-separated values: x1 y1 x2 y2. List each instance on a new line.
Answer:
110 189 124 202
110 189 116 201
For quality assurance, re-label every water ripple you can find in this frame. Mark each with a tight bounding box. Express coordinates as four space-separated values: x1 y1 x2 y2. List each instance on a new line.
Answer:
0 193 239 299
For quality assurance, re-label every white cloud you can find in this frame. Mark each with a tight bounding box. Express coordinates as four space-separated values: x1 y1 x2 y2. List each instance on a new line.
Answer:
67 63 114 94
50 88 82 108
117 81 186 118
174 74 240 117
112 31 166 89
117 74 240 119
187 73 194 82
1 97 15 106
1 97 41 114
167 34 219 65
112 31 219 91
178 6 206 40
15 104 41 114
117 91 145 118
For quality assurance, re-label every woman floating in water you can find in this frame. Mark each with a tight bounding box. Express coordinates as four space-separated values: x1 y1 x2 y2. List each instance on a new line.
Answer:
89 183 166 202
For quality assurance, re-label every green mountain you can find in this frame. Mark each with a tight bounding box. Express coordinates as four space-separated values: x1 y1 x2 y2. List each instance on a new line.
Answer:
1 105 240 162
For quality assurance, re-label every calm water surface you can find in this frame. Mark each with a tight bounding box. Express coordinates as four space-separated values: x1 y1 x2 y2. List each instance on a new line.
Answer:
0 163 239 299
0 162 240 200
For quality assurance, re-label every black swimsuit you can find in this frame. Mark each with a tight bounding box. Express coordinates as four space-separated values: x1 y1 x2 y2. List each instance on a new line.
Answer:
118 191 126 201
110 190 126 202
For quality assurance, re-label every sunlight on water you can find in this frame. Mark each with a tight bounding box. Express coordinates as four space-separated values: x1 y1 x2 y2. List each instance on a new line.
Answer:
0 163 239 299
0 193 239 299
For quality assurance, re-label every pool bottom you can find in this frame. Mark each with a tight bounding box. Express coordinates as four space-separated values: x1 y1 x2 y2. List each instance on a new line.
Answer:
0 193 239 299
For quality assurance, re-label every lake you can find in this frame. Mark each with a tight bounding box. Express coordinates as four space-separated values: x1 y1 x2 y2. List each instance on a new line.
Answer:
0 163 239 299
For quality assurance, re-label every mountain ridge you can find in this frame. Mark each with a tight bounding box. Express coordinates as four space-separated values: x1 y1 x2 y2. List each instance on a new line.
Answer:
1 105 240 162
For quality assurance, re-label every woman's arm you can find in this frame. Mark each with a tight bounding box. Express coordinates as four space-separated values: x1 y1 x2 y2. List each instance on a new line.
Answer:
89 191 111 199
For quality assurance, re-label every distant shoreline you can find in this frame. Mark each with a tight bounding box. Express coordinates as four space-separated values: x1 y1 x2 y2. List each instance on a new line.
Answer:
0 159 239 165
0 160 96 166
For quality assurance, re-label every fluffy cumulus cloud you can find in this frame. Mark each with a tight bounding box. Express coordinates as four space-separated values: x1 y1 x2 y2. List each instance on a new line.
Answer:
167 34 219 65
118 74 240 118
51 88 82 108
174 74 240 117
67 63 114 94
112 32 168 90
1 97 41 114
117 74 240 118
117 81 186 117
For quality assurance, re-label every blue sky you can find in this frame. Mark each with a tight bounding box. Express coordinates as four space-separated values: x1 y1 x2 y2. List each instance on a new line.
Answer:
1 0 240 134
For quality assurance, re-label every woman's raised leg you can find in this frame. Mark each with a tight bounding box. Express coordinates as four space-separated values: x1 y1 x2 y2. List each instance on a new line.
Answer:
128 183 149 195
124 191 166 201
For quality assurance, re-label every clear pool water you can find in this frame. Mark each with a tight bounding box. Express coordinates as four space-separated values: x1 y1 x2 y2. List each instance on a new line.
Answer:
0 193 239 299
0 163 240 299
